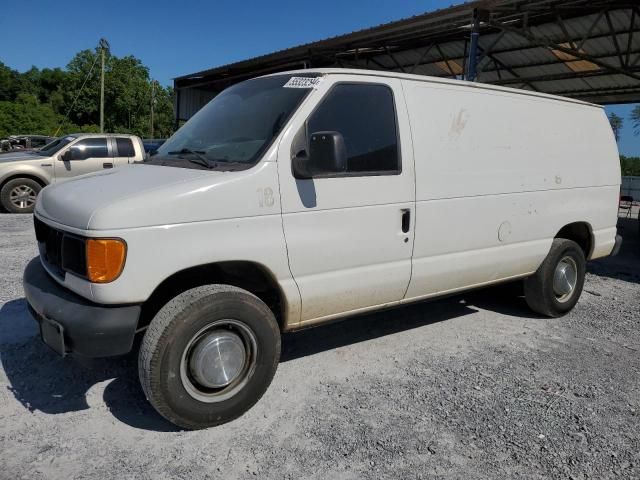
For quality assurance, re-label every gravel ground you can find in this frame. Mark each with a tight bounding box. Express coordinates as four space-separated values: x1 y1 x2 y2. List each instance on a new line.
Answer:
0 213 638 480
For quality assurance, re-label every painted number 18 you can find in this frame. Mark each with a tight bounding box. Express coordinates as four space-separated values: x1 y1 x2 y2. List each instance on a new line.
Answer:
257 187 275 207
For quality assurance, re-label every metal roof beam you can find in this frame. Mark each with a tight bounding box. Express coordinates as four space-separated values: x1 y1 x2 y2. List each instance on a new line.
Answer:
473 25 640 58
626 7 638 67
488 19 640 82
384 47 406 73
482 50 640 73
577 9 606 50
367 43 640 80
605 10 626 68
555 10 578 49
477 44 539 91
434 43 458 78
475 31 507 75
554 85 640 96
490 65 640 85
408 44 436 74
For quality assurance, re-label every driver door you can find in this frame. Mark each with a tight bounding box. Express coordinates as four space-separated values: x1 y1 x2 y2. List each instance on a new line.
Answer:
54 137 111 182
277 76 416 325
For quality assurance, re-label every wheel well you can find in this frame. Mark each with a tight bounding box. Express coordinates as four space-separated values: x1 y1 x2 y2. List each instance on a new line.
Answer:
138 261 285 331
0 173 48 191
555 222 593 258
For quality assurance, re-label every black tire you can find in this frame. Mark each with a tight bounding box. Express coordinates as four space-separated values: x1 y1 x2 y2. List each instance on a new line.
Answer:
524 238 586 317
0 178 42 213
139 284 281 430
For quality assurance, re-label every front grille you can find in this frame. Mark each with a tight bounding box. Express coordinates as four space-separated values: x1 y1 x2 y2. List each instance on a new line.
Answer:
34 216 86 278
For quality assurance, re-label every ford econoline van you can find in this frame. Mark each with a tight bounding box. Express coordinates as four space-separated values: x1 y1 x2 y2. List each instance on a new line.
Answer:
23 69 621 429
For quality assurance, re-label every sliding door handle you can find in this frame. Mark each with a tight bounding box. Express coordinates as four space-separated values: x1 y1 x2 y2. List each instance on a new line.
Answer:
401 209 411 233
103 162 113 169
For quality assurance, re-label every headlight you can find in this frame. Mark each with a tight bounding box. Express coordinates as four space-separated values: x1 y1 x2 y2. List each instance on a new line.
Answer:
35 216 126 283
86 238 127 283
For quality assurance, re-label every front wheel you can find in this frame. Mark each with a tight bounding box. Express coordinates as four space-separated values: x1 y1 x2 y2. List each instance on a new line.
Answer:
524 238 586 317
138 285 281 430
0 178 42 213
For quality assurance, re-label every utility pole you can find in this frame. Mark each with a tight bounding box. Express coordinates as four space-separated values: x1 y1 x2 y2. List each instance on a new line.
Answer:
150 80 155 139
465 9 489 82
466 11 481 82
98 38 110 133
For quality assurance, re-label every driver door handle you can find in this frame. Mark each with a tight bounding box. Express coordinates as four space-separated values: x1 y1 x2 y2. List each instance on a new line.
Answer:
401 209 411 233
103 162 113 169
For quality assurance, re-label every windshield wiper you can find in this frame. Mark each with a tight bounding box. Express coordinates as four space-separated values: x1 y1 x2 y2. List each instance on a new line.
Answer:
168 148 215 169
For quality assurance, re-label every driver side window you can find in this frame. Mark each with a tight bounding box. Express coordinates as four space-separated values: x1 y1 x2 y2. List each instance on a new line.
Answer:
307 83 400 175
68 138 109 160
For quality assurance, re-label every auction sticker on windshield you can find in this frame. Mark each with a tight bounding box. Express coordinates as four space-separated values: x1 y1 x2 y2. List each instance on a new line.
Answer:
283 77 323 89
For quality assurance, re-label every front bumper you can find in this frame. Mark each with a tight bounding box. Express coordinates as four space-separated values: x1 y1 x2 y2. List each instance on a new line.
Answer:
23 257 141 357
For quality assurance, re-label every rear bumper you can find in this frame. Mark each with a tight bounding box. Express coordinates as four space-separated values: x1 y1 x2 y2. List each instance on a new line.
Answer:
610 234 623 257
22 257 141 357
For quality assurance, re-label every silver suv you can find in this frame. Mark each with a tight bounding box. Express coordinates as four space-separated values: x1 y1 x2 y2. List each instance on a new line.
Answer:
0 133 144 213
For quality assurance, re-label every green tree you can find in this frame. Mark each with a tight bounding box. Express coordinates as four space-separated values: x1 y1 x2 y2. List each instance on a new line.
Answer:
0 94 62 137
38 67 68 112
63 49 101 127
608 112 623 142
0 61 21 101
0 49 174 138
60 49 174 137
620 155 640 176
150 83 175 138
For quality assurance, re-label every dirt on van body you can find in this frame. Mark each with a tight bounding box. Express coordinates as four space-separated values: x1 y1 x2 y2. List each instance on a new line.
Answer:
0 213 639 480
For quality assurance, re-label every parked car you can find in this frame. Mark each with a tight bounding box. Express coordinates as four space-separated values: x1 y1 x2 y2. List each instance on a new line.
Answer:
142 138 166 157
0 133 144 213
0 135 57 153
23 69 621 430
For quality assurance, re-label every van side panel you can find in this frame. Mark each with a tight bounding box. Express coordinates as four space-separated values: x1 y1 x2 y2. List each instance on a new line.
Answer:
402 80 620 300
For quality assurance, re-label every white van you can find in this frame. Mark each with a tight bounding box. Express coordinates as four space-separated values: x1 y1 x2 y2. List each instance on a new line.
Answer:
23 69 621 429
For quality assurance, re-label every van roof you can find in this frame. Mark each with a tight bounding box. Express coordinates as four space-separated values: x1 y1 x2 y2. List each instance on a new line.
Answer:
266 68 602 109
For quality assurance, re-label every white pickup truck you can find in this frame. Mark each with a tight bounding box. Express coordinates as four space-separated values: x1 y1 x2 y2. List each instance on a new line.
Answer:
23 69 621 429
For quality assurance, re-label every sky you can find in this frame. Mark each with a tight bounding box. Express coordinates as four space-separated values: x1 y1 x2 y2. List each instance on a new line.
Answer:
0 0 638 155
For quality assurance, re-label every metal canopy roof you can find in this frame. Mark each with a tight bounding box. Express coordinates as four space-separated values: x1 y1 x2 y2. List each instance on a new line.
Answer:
175 0 640 112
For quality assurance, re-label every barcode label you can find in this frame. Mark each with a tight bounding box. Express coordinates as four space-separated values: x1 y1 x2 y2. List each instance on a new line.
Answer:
284 77 323 89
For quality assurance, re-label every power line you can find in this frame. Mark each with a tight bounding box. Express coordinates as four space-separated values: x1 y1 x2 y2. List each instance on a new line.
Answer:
52 52 100 137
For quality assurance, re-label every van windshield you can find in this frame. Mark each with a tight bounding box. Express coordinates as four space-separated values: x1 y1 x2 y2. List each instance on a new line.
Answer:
150 74 319 170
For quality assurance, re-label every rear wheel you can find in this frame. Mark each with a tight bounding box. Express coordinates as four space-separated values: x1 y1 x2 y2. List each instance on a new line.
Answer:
524 238 585 317
138 285 281 430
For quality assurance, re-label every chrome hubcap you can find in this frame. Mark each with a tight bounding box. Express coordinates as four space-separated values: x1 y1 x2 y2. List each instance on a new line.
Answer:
553 256 578 303
180 319 257 403
9 185 36 209
189 330 246 388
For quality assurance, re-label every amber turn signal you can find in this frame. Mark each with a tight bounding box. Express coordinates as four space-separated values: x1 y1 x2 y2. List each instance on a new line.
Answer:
86 238 127 283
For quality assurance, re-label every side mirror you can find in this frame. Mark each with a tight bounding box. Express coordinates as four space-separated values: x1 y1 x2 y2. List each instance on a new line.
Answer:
60 150 73 161
292 131 347 179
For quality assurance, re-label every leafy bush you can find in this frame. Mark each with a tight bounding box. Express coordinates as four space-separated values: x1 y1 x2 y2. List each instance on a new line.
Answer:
620 155 640 176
